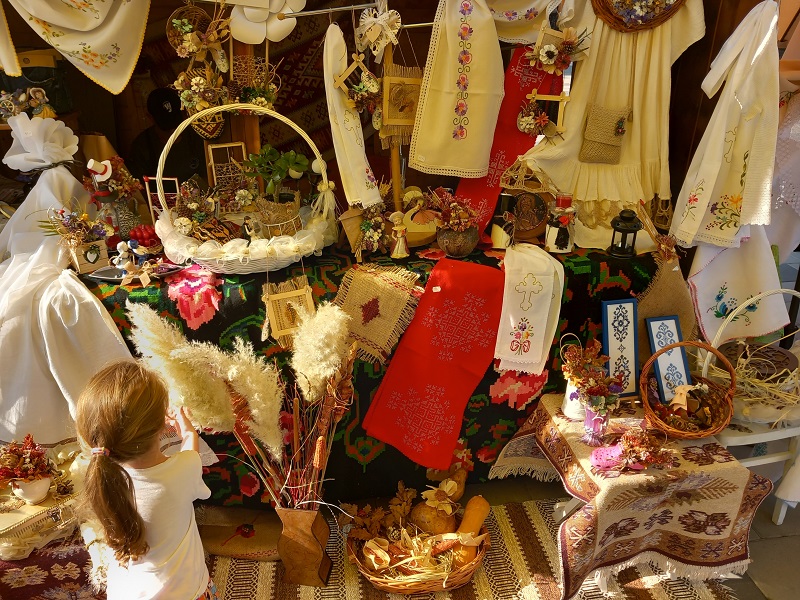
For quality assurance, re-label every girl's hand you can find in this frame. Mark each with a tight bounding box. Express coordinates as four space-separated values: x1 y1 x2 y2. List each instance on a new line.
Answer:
166 406 198 452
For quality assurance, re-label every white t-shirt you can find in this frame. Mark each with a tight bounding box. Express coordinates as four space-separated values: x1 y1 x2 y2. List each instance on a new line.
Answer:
106 451 211 600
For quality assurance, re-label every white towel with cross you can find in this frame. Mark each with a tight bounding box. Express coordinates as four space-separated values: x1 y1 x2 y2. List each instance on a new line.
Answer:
494 244 564 374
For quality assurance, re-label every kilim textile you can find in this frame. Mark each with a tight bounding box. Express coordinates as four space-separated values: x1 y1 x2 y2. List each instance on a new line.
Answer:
332 263 422 364
81 245 656 505
362 258 504 470
206 498 739 600
529 394 771 600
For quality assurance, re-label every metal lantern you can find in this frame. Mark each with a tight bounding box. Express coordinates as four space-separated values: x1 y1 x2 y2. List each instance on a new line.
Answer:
607 209 642 258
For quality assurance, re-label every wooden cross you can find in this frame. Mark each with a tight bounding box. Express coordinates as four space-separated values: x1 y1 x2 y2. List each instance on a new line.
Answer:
334 52 369 93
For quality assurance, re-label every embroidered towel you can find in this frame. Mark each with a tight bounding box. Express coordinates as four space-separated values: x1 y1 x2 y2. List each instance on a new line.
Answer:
495 244 564 374
323 24 382 209
362 259 503 470
455 47 562 235
408 0 505 178
488 0 572 44
0 0 149 94
688 226 788 344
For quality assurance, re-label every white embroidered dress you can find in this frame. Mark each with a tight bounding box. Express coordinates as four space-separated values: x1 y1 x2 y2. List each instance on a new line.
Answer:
510 0 705 250
670 0 780 248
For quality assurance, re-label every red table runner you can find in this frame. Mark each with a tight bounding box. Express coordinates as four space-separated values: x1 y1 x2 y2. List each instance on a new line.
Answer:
362 259 503 469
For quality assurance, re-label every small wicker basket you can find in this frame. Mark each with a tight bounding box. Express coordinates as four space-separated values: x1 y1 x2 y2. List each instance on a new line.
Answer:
590 0 689 32
640 340 735 440
346 526 489 594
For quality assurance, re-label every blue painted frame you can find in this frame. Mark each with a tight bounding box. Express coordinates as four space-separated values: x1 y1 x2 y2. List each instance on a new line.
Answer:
645 315 692 403
601 298 639 397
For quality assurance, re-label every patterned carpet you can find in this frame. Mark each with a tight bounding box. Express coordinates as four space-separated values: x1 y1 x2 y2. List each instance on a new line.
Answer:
207 498 739 600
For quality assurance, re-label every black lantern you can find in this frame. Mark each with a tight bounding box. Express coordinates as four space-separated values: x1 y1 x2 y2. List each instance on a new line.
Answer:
607 209 642 258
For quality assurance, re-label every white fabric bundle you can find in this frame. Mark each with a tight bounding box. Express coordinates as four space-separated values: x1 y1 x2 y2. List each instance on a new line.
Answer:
0 0 150 94
487 0 571 44
323 24 383 209
409 0 505 178
495 244 564 374
0 115 132 448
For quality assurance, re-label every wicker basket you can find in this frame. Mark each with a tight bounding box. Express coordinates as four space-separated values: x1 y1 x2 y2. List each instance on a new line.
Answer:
590 0 689 32
346 526 489 594
155 103 334 274
166 5 211 50
640 340 735 440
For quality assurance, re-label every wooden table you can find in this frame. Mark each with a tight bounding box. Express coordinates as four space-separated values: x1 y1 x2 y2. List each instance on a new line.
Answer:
531 394 773 600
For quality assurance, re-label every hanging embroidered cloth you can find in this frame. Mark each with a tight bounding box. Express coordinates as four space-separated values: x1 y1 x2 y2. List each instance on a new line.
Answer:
322 24 383 209
332 263 422 365
487 0 570 44
494 244 564 374
362 259 503 470
670 1 779 249
0 0 150 95
688 227 788 344
408 0 505 178
455 47 562 235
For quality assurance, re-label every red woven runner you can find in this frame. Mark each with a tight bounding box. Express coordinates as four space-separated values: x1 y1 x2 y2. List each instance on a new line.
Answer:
456 47 563 236
362 259 503 469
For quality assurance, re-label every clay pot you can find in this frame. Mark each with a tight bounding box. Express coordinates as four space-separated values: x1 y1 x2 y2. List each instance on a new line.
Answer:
437 226 479 258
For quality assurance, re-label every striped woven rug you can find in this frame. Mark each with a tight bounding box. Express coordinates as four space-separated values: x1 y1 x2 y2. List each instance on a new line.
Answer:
209 498 738 600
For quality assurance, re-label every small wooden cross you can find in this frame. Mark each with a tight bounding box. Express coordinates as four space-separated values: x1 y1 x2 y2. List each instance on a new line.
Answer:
334 52 369 93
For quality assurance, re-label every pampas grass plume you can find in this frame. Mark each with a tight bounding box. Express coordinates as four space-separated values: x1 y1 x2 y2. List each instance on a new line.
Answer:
290 303 351 403
170 343 235 432
227 337 283 460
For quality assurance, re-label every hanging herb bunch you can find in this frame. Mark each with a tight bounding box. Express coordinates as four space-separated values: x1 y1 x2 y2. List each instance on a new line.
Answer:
526 27 590 76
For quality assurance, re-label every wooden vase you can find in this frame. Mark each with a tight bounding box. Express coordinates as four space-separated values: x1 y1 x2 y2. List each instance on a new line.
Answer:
437 226 479 258
338 207 364 251
275 507 332 587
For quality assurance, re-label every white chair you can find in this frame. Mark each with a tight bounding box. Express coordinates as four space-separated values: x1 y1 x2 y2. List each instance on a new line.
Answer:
703 288 800 525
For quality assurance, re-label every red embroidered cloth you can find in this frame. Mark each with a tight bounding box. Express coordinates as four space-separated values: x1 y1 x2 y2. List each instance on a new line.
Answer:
362 259 503 469
456 48 563 236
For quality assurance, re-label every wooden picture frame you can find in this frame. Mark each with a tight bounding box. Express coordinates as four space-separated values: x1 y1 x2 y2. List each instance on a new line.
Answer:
525 89 570 133
143 176 179 225
530 21 566 58
266 286 315 338
601 299 639 397
382 75 422 126
645 315 692 403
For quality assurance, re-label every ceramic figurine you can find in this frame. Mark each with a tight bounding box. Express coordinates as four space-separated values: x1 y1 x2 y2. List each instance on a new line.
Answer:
389 211 409 259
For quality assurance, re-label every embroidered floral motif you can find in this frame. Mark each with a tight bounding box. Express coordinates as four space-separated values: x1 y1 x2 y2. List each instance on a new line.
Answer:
681 179 704 223
644 509 673 530
364 166 378 190
59 0 101 19
706 152 749 232
509 317 532 355
681 443 736 466
453 1 474 140
611 304 630 342
599 517 639 547
489 7 539 20
679 511 731 536
707 282 759 325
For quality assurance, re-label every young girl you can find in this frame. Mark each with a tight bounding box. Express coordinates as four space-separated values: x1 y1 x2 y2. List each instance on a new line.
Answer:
77 361 216 600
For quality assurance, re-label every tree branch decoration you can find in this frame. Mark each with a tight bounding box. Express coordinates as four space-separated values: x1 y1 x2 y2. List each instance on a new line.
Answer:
126 301 354 509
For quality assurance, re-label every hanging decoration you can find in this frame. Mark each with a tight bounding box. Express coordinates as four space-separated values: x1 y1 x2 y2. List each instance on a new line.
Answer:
230 55 281 111
591 0 688 33
229 0 307 44
354 0 402 63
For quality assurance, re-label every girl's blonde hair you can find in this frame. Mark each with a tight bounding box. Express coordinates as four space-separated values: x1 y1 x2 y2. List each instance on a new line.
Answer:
76 360 169 563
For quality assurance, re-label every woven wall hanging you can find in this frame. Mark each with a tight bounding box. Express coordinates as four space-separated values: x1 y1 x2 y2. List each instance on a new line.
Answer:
590 0 689 33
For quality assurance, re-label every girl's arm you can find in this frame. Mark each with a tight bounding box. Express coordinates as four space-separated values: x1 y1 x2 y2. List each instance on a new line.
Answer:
168 405 199 453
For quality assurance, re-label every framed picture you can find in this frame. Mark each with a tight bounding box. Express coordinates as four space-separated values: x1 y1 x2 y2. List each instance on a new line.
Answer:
143 176 179 225
601 299 639 397
645 315 691 403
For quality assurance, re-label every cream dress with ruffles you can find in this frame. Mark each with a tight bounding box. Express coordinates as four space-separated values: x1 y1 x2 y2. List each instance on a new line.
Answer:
508 0 705 250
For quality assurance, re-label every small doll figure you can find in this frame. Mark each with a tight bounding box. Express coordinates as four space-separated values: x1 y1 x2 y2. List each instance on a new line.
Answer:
111 241 131 272
127 239 149 266
241 216 262 243
389 211 409 259
27 87 57 119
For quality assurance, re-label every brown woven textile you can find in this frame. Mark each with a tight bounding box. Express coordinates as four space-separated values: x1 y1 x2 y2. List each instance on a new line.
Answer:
579 103 630 165
332 263 422 364
208 499 739 600
591 0 689 33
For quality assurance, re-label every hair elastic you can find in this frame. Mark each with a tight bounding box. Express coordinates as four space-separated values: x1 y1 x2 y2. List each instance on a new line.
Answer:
91 447 110 457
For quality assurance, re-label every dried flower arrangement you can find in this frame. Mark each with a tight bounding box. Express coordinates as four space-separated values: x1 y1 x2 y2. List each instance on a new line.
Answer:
347 70 382 116
40 204 113 246
353 201 390 261
525 27 590 76
427 187 477 232
562 338 623 416
82 156 144 204
127 301 355 509
0 434 57 486
516 100 561 142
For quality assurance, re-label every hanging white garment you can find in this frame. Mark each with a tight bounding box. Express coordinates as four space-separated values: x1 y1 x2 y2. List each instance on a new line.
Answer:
0 0 150 94
409 0 505 178
671 1 779 248
322 24 382 209
487 0 573 44
507 0 704 250
495 244 564 374
0 115 131 449
687 226 788 344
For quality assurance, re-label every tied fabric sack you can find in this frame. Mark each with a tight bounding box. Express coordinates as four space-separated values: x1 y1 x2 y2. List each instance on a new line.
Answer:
362 259 503 469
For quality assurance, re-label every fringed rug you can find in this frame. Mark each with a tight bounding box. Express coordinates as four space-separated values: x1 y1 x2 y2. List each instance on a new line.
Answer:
332 263 422 364
208 499 738 600
488 406 560 482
